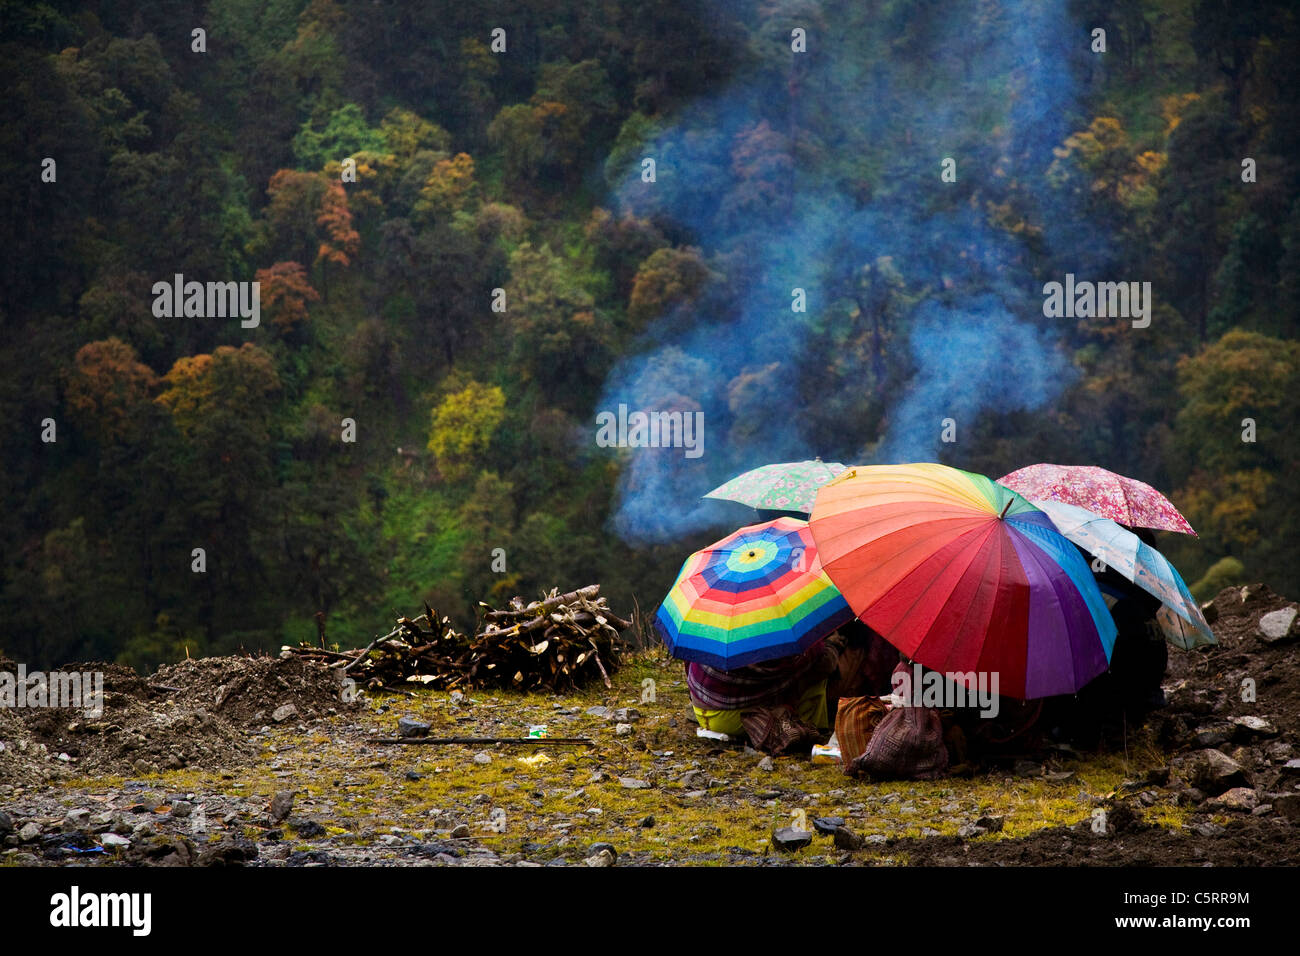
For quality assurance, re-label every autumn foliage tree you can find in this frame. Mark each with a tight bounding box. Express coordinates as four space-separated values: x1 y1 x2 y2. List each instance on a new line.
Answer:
256 261 322 334
314 180 360 297
65 337 158 442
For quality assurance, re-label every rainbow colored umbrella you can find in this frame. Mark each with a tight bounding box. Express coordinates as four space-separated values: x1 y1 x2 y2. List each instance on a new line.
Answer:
1031 499 1214 649
809 463 1117 700
703 459 847 514
654 517 855 668
998 463 1196 536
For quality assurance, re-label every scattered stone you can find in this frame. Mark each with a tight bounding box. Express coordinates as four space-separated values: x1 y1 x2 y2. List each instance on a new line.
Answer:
1193 724 1233 748
613 708 640 722
975 815 1004 832
588 842 617 861
585 706 610 718
292 819 327 838
772 827 814 852
405 771 423 781
169 800 193 818
619 777 650 790
1257 608 1298 644
1013 760 1043 778
832 826 862 851
1204 787 1259 811
958 824 988 839
638 816 655 828
615 723 633 737
0 811 11 837
758 756 775 772
1266 740 1295 761
1201 601 1219 625
18 822 41 842
1185 749 1249 795
584 847 616 867
1281 759 1300 775
271 703 298 723
813 816 846 835
1191 821 1225 838
679 770 709 790
398 717 431 738
63 809 90 829
196 837 258 866
864 834 889 845
1231 716 1276 737
269 791 295 823
1272 794 1300 822
1045 771 1077 783
474 752 492 765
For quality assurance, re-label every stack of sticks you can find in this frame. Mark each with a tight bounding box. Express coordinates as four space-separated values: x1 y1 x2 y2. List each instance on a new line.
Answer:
284 585 630 693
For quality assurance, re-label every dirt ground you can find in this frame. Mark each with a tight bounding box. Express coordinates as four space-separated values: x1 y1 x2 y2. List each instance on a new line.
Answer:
1 584 1296 867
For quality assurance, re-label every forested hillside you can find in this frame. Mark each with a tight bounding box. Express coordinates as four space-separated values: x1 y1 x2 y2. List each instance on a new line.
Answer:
1 0 1296 669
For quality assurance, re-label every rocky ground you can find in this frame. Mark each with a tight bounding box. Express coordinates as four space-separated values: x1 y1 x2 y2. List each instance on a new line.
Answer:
1 584 1297 867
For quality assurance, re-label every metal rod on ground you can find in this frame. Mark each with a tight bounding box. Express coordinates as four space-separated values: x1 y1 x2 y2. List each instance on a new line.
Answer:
372 737 595 748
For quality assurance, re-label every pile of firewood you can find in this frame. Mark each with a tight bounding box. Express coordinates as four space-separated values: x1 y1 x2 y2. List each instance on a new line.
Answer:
284 585 630 693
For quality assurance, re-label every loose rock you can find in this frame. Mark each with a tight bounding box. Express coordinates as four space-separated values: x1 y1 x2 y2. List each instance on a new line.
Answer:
398 717 431 738
772 827 813 852
269 791 295 823
1258 608 1298 644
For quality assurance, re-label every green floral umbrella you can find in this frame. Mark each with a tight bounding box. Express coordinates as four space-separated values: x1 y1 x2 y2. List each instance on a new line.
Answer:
703 460 847 514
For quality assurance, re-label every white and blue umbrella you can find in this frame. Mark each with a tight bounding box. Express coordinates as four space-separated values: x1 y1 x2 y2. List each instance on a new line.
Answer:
1032 499 1215 649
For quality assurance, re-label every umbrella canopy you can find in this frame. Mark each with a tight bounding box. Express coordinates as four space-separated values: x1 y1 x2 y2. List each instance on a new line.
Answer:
1031 499 1215 649
703 459 847 514
654 517 855 669
997 463 1196 536
809 463 1117 700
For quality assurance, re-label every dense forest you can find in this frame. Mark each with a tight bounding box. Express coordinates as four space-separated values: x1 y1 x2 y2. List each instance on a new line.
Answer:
1 0 1297 670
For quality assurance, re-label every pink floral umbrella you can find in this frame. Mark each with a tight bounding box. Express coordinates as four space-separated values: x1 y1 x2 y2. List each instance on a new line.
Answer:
997 464 1196 536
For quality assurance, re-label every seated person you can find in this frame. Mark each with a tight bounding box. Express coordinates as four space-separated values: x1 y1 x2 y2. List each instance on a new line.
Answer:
686 636 841 754
1042 544 1168 747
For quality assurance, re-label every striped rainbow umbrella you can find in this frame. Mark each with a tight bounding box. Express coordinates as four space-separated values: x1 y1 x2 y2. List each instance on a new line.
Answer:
809 463 1118 700
654 517 855 668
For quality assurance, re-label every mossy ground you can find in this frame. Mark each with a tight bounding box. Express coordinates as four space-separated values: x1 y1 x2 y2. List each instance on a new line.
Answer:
44 646 1191 865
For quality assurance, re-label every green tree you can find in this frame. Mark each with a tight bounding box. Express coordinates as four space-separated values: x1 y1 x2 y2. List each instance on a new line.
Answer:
428 382 507 482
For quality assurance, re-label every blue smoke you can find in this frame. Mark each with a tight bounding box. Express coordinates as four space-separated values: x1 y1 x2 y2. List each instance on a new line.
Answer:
598 0 1108 544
